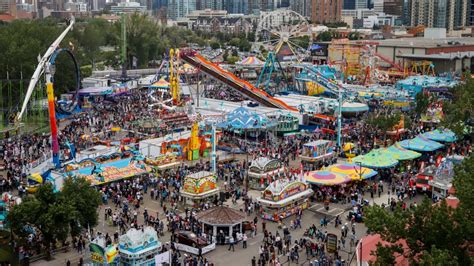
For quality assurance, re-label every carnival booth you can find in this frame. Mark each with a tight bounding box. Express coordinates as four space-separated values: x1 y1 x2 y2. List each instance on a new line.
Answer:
398 136 444 152
299 140 336 164
195 206 248 245
118 227 161 266
422 128 457 143
248 157 285 190
145 154 180 171
181 171 220 206
257 179 313 221
352 149 399 169
65 156 152 186
429 159 455 200
89 235 119 266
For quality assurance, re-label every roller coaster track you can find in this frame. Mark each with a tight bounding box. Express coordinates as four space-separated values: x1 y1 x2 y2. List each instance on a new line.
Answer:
180 50 297 111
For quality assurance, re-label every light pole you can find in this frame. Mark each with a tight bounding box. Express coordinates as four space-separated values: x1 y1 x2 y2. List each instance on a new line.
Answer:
337 86 343 149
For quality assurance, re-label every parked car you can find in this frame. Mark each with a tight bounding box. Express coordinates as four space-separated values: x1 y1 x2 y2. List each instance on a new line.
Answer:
175 231 208 247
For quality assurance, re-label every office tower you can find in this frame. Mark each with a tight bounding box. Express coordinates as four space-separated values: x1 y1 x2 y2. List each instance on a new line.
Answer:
311 0 342 23
290 0 311 17
355 0 366 9
154 0 167 9
343 0 355 9
223 0 249 14
199 0 222 10
373 0 383 12
167 0 196 19
383 0 403 16
409 0 468 32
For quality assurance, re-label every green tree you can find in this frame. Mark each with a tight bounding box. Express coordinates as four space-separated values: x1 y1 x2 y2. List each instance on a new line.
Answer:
210 41 220 50
442 74 474 138
8 183 76 259
366 110 402 141
414 92 431 116
316 31 334 42
61 177 102 236
365 155 474 266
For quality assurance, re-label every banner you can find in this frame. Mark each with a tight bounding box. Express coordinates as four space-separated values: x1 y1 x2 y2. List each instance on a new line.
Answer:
173 242 216 255
327 233 338 253
155 251 171 265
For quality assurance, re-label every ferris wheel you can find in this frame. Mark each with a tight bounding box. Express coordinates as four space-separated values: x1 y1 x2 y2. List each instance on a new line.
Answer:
254 9 312 60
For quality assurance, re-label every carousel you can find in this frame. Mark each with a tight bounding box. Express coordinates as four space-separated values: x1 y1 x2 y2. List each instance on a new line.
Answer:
195 206 248 245
257 179 313 222
181 171 220 206
248 157 285 190
299 140 336 164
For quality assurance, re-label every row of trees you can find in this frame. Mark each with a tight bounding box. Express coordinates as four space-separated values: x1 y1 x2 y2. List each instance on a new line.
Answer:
8 178 101 259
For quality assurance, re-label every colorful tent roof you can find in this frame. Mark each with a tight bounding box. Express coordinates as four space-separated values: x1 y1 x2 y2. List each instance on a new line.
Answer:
398 135 444 152
216 107 275 130
238 56 264 66
149 78 170 89
422 128 457 142
325 163 378 181
352 149 399 169
304 171 352 186
382 143 422 160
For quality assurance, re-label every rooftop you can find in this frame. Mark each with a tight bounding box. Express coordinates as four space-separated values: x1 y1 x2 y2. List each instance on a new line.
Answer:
195 206 247 225
373 37 474 48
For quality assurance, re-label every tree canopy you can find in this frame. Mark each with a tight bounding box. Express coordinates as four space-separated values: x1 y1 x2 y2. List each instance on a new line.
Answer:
364 155 474 265
7 177 101 257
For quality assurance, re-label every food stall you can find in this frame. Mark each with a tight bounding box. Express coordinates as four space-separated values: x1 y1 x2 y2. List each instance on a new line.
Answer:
181 171 220 206
118 227 161 266
257 179 313 221
299 140 336 164
248 157 285 190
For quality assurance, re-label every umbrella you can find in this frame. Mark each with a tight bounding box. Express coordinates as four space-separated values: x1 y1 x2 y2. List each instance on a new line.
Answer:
304 171 351 186
325 163 378 180
352 149 399 169
382 143 421 160
422 128 457 142
398 136 444 152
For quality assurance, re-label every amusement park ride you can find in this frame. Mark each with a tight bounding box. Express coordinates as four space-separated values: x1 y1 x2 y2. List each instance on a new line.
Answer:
16 17 79 168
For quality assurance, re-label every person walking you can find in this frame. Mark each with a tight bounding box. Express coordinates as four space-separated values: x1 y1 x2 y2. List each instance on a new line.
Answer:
228 235 235 252
242 233 248 248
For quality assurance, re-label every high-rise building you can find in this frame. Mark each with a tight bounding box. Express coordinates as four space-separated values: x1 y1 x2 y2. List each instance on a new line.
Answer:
355 0 366 9
167 0 196 19
290 0 311 17
198 0 222 10
311 0 342 23
383 0 403 16
409 0 468 32
343 0 355 9
373 0 383 12
223 0 248 14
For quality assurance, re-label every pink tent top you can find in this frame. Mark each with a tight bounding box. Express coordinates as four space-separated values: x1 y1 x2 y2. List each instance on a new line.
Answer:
357 234 409 266
239 56 264 66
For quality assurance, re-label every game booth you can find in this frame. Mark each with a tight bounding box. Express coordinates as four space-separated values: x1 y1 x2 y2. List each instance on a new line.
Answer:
145 153 181 171
257 179 313 221
195 206 248 245
248 157 285 190
65 155 152 186
299 140 336 166
118 227 162 266
89 235 119 266
181 171 220 206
